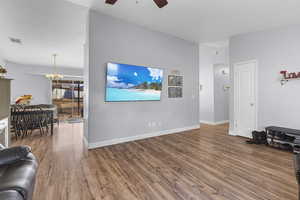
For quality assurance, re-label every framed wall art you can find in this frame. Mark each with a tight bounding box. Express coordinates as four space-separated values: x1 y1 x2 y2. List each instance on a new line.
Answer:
168 75 183 98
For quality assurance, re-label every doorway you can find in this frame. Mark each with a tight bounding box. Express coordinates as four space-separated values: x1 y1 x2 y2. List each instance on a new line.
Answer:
233 60 257 138
52 80 84 122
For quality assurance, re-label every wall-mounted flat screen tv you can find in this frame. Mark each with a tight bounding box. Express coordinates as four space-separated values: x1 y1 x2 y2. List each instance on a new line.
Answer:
105 62 163 102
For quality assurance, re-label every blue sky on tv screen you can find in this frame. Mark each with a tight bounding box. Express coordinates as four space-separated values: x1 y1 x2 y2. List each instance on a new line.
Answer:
106 63 163 89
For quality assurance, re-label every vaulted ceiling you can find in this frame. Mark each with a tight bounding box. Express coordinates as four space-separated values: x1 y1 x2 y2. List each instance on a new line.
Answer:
68 0 300 43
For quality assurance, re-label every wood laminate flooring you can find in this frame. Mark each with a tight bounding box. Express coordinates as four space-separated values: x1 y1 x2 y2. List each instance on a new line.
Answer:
12 123 297 200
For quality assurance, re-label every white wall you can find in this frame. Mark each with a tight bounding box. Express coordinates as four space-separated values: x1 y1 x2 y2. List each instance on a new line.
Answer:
6 62 83 104
199 45 229 124
229 25 300 131
86 11 199 147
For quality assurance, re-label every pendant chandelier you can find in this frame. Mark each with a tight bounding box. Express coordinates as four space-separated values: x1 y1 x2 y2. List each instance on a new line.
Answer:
45 54 64 80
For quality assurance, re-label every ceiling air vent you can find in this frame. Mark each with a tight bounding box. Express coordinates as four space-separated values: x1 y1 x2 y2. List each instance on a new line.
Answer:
9 37 22 44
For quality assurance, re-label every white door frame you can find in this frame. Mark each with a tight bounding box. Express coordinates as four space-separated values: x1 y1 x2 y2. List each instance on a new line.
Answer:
233 60 258 138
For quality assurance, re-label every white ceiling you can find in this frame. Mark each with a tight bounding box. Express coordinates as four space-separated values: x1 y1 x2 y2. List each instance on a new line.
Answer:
68 0 300 43
0 0 87 68
1 0 300 68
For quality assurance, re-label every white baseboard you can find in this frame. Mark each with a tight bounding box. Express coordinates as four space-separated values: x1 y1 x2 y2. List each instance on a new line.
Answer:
199 120 214 125
88 124 200 149
214 120 229 125
228 130 252 139
228 129 237 136
200 120 229 125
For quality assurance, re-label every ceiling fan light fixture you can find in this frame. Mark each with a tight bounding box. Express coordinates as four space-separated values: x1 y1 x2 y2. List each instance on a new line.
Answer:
105 0 118 5
153 0 168 8
105 0 168 8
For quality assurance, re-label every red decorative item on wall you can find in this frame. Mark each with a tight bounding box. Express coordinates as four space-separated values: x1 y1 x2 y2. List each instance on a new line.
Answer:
280 70 300 79
280 70 300 85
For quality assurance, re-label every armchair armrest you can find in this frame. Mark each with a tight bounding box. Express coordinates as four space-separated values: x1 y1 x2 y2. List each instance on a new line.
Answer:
0 146 31 166
0 154 38 200
0 190 23 200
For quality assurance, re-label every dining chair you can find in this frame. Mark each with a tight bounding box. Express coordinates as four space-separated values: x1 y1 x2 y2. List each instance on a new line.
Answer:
11 105 48 138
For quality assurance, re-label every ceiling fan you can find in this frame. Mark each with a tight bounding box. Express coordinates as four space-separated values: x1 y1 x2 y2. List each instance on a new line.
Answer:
105 0 168 8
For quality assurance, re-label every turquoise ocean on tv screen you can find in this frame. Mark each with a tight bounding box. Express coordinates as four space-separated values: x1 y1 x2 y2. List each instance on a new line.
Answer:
106 88 161 101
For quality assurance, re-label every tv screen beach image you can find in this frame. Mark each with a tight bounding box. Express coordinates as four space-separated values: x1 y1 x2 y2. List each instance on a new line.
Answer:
105 63 163 102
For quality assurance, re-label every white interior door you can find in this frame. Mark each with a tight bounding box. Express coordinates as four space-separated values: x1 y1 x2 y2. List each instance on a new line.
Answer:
234 60 257 138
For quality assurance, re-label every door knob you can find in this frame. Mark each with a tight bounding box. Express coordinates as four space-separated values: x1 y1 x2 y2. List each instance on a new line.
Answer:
250 103 254 106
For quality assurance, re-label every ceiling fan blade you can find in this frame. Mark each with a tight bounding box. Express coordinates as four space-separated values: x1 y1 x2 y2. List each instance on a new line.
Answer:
105 0 118 5
153 0 168 8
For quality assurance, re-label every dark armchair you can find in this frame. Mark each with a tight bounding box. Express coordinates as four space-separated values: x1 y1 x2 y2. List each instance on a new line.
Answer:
0 145 38 200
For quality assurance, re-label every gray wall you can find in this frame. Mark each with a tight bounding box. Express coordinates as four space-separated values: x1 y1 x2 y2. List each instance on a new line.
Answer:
87 11 199 144
214 64 229 122
199 45 229 123
199 46 215 122
6 62 83 104
83 13 90 141
230 25 300 131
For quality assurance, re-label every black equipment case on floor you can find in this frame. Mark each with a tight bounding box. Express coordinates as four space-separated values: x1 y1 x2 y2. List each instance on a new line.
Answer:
265 126 300 152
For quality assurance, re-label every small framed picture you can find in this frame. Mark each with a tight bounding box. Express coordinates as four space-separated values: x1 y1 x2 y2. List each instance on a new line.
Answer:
168 75 183 87
168 87 177 98
175 87 182 98
168 75 177 86
168 87 183 98
175 76 183 86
